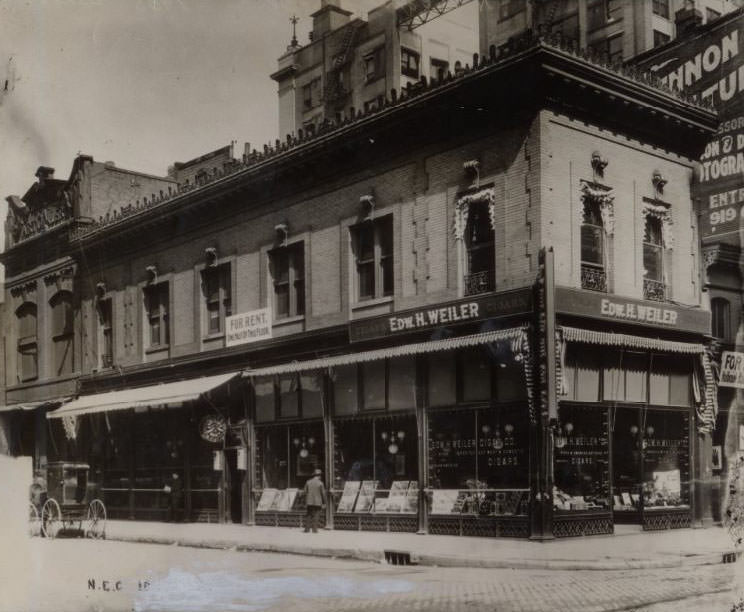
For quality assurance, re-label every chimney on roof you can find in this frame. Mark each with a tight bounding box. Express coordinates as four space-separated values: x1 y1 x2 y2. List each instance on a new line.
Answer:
675 2 703 37
311 0 352 40
35 166 54 185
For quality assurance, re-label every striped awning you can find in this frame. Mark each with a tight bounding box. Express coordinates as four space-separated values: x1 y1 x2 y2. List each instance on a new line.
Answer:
47 372 241 419
243 327 528 378
0 398 69 413
560 326 704 354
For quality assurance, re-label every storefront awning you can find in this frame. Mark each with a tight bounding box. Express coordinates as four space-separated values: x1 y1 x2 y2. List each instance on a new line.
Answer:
0 399 68 413
560 326 704 354
47 372 241 419
243 327 528 378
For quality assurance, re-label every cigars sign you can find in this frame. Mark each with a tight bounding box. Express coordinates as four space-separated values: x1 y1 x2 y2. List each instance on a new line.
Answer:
555 287 711 334
349 289 532 342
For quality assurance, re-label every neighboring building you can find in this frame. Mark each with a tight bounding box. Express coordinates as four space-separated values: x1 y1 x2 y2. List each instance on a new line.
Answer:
7 35 721 539
481 0 740 63
0 158 175 471
271 0 477 139
632 8 744 523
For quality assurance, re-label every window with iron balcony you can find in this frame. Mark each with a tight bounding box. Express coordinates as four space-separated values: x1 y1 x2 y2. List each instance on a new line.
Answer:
203 264 232 335
643 215 665 302
352 215 393 302
271 242 305 319
464 199 495 296
580 199 607 292
145 282 169 348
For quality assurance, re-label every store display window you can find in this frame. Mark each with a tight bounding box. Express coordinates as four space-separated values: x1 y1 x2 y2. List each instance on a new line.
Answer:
428 407 529 516
333 415 418 514
642 409 690 509
255 422 324 512
553 405 610 512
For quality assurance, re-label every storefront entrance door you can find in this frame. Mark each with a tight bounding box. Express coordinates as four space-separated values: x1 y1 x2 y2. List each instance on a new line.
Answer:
225 449 243 524
611 407 643 523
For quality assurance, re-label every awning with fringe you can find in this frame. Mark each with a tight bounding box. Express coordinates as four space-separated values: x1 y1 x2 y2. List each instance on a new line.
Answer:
560 326 704 354
243 327 528 377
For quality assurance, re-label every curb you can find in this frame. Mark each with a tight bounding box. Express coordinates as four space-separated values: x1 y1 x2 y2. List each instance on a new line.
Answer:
102 533 739 571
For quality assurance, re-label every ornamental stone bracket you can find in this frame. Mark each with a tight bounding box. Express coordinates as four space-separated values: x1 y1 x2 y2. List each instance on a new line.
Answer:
453 187 496 240
9 279 38 298
580 181 615 236
702 242 741 270
43 266 76 289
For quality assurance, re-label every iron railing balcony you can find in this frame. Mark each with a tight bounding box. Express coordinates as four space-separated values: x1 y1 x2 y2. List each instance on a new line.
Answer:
580 264 607 292
643 278 666 302
464 270 494 296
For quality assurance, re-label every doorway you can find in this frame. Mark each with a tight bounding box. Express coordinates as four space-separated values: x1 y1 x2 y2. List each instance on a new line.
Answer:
225 449 244 524
611 407 642 523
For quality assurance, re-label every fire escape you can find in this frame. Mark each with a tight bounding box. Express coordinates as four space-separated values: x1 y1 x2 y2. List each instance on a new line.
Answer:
324 23 362 112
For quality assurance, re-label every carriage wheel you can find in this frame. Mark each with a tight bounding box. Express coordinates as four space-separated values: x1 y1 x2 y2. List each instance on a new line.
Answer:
29 503 39 537
41 499 62 539
86 499 106 539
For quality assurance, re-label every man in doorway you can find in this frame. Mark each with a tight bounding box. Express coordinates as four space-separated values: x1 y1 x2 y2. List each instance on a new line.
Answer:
303 468 326 533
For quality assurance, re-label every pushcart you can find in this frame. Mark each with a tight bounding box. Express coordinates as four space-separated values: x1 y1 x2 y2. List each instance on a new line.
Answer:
40 462 106 539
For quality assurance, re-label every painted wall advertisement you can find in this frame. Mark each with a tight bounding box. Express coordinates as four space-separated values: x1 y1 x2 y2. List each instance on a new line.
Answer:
638 14 744 244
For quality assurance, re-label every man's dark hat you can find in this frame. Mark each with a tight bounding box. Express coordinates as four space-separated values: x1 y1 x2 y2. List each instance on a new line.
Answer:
313 468 322 475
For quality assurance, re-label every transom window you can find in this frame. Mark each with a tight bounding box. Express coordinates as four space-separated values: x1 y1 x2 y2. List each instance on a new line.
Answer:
271 242 305 319
352 215 393 302
16 302 38 382
145 282 169 348
203 264 232 335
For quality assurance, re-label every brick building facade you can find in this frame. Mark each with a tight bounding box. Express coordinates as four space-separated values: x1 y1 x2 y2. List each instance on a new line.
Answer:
3 34 721 538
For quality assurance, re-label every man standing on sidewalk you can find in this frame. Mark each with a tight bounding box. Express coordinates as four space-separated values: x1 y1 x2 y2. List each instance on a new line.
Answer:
303 468 326 533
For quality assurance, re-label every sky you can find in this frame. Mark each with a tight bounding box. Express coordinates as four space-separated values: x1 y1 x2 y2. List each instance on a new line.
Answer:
0 0 386 202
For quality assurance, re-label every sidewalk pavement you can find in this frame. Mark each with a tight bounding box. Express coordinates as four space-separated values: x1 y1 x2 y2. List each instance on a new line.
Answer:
99 519 741 571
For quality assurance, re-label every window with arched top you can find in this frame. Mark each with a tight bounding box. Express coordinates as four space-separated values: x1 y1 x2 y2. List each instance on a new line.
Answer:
711 297 731 342
50 291 73 376
16 302 38 382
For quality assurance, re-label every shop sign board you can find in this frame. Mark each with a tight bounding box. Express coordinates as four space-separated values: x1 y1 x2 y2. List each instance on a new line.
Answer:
720 350 744 388
635 13 744 244
348 288 532 343
225 308 272 347
554 287 711 334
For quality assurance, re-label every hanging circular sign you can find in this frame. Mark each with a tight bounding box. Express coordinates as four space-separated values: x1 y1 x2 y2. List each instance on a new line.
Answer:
199 414 227 443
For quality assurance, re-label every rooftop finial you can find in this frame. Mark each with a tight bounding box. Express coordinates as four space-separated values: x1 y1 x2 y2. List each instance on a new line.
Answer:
290 15 299 48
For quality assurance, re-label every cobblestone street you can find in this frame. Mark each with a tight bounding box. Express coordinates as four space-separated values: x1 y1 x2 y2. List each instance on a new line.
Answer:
8 539 743 612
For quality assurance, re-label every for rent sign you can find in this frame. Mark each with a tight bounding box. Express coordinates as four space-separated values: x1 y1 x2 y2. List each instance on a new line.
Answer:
720 350 744 388
225 308 272 347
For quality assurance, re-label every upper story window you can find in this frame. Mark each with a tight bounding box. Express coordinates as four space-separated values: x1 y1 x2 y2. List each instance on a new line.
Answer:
706 8 721 23
643 215 665 301
50 292 73 377
712 297 732 342
464 199 495 296
653 30 671 47
145 282 169 348
203 264 232 335
588 33 623 64
581 198 607 292
652 0 670 18
16 302 38 382
97 298 113 368
302 78 321 110
400 48 420 79
364 47 384 83
271 243 305 319
352 215 393 302
498 0 525 21
430 58 448 82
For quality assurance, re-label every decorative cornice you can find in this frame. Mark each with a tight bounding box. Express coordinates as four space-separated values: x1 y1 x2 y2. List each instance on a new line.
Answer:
9 279 38 298
43 266 75 287
702 242 741 269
